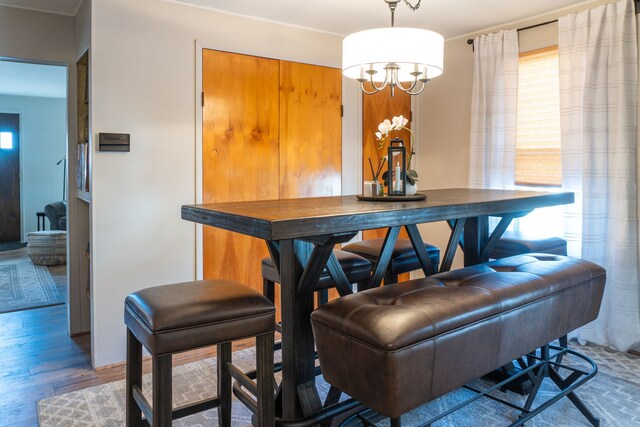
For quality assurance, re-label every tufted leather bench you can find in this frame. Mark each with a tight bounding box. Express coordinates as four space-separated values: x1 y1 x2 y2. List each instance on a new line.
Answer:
311 255 606 422
124 280 275 427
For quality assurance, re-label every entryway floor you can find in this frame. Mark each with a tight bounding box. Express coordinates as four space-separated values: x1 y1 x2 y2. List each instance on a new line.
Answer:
0 248 90 426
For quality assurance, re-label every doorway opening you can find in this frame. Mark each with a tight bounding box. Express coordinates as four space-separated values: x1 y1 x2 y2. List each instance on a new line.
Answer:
0 59 68 245
0 59 72 320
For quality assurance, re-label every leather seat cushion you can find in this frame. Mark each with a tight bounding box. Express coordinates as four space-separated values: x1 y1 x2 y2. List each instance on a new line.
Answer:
342 238 441 275
262 249 372 290
311 255 606 418
125 280 275 356
491 230 567 259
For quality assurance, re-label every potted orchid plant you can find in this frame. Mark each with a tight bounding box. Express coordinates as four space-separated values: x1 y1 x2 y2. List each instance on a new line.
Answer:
375 115 418 195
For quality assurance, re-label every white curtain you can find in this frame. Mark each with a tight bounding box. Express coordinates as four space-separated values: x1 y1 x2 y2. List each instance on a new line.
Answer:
559 0 640 351
468 30 519 189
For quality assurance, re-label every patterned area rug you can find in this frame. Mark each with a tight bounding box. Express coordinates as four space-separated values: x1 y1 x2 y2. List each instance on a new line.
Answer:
0 258 63 314
38 343 639 426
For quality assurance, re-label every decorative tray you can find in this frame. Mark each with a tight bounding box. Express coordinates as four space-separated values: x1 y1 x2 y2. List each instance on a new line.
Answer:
356 193 427 202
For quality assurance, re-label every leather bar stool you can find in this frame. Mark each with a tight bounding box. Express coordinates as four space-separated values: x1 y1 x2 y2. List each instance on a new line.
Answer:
261 249 372 306
491 230 568 259
124 280 275 427
342 238 441 285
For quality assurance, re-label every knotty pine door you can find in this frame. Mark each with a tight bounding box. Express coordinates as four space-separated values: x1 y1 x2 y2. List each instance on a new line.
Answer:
202 49 342 311
362 86 411 241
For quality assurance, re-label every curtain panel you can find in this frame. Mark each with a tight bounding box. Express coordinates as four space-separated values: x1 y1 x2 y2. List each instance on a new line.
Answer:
468 30 519 189
559 0 640 351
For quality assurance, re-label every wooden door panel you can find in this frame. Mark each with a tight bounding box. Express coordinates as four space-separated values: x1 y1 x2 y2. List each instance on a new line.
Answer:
202 50 279 292
362 86 411 241
0 113 20 243
203 52 343 312
279 61 342 199
279 61 342 302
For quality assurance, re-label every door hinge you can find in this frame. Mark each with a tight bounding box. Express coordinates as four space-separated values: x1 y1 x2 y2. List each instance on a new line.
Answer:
341 105 344 117
201 92 205 107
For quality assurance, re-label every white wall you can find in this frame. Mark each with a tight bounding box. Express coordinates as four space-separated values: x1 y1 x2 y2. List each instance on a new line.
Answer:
0 6 74 64
90 0 344 367
0 95 67 238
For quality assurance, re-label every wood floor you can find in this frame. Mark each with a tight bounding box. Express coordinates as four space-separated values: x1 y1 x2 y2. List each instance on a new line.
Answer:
0 248 252 426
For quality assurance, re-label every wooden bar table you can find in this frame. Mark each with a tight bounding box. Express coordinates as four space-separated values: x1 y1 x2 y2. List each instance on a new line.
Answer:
182 188 574 422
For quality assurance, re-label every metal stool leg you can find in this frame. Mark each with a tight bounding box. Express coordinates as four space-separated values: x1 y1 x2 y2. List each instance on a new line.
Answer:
126 329 143 427
559 335 568 348
217 342 232 427
152 354 172 427
256 333 275 427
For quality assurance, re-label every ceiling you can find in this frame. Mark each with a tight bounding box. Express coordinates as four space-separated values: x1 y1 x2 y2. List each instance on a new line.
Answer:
0 61 67 98
0 0 592 37
170 0 589 39
0 0 82 16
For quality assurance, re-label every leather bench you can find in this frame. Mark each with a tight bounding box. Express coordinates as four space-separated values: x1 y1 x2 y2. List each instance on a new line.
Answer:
311 254 606 423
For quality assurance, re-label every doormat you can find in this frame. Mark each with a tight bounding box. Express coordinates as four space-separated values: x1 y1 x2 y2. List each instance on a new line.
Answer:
0 241 27 252
0 258 63 314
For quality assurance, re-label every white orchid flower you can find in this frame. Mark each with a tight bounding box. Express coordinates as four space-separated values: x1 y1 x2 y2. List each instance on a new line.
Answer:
378 119 393 135
391 115 409 131
375 131 383 140
391 115 403 130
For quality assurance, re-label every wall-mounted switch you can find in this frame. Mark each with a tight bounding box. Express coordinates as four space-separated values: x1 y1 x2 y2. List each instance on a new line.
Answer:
99 133 130 152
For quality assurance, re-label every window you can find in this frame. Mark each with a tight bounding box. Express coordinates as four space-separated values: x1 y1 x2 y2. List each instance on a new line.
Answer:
515 46 561 187
509 46 564 237
0 132 13 150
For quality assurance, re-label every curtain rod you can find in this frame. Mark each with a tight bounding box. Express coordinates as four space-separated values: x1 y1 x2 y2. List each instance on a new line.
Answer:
467 0 640 46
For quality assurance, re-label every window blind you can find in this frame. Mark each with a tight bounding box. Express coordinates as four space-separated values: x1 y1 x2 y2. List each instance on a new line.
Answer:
515 46 562 187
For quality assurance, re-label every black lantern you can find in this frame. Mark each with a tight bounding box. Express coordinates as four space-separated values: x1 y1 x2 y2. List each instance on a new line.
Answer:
387 138 406 196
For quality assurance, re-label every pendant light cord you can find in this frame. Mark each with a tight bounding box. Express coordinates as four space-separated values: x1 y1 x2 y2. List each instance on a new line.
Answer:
386 0 421 26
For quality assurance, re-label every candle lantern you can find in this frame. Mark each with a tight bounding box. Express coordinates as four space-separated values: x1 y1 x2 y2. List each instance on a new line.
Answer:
387 138 406 196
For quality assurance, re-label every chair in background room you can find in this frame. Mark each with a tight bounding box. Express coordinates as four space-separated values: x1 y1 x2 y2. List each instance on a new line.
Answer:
44 201 67 230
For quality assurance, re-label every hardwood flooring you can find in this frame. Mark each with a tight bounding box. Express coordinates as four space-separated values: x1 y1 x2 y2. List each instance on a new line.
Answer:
0 249 253 426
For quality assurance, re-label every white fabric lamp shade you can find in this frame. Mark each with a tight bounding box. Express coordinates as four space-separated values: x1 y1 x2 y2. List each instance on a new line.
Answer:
343 27 444 82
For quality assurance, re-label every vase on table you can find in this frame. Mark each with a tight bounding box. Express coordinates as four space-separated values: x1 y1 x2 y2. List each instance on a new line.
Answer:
406 180 418 196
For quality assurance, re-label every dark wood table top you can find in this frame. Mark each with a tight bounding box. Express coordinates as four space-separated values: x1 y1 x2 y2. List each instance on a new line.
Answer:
182 188 574 241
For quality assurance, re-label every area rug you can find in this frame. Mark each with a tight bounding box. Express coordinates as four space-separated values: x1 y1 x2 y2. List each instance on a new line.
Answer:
37 342 639 426
0 241 27 252
0 258 63 314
